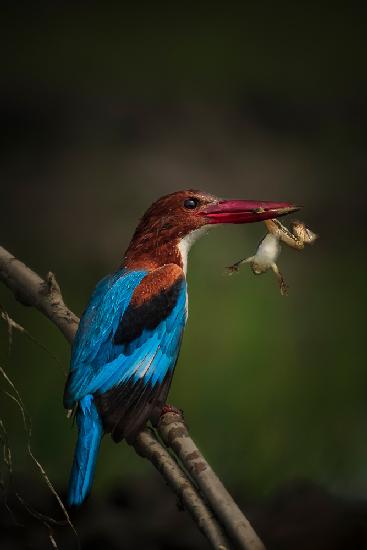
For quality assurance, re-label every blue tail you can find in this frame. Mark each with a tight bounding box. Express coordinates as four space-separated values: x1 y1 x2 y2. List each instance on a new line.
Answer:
67 395 103 506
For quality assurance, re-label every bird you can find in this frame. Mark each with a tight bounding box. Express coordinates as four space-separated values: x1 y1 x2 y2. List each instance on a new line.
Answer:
64 189 298 506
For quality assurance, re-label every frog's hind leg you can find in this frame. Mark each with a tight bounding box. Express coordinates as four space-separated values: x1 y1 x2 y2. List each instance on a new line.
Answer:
265 219 305 250
271 262 289 295
226 256 254 275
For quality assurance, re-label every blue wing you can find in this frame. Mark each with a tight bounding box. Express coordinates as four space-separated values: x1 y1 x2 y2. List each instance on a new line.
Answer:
64 265 187 442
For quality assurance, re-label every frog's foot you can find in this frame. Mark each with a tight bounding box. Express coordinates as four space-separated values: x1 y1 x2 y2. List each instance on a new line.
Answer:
226 263 240 275
279 278 289 296
160 404 183 418
271 262 289 296
226 256 254 275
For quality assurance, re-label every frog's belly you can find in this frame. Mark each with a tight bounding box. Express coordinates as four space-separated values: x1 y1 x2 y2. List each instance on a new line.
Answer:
252 234 280 273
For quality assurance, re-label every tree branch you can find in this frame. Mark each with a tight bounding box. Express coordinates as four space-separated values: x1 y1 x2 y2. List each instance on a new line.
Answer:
135 428 229 549
0 247 78 343
159 411 265 550
0 245 265 549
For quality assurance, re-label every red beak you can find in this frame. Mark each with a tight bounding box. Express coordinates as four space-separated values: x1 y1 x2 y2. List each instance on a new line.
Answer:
200 199 300 224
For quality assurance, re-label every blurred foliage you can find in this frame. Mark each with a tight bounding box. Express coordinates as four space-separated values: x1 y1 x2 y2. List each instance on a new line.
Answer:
1 4 367 544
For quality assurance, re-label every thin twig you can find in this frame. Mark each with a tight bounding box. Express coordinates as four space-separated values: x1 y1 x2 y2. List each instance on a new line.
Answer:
0 244 265 549
159 411 265 550
0 365 79 547
0 305 66 375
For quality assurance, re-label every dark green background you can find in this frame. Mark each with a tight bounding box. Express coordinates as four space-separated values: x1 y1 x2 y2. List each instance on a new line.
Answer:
1 4 366 548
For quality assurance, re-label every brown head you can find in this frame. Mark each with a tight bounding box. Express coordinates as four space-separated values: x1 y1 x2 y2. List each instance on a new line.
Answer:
123 189 299 272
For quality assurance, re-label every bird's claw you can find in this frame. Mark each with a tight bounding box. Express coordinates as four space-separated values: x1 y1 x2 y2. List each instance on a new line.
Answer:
160 404 184 418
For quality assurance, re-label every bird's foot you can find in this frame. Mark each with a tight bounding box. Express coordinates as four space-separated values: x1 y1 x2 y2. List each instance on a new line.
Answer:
160 404 183 418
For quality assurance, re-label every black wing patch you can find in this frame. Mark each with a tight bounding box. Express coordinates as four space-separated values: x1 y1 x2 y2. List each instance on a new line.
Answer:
113 278 183 346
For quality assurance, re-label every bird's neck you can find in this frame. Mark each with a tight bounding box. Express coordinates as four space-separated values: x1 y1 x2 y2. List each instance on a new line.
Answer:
124 237 183 272
123 227 207 274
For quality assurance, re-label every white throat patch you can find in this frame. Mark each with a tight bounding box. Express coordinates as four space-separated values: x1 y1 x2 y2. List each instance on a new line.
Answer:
178 227 208 275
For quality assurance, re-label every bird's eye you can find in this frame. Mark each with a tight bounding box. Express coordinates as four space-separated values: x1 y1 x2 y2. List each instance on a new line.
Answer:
184 198 199 209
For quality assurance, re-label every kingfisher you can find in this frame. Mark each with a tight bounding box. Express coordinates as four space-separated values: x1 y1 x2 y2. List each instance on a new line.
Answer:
64 189 298 506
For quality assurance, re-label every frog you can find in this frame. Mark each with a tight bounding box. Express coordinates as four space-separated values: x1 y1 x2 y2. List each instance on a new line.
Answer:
227 218 317 295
